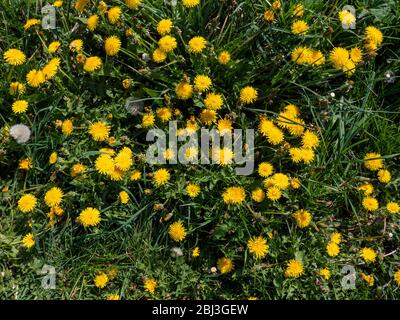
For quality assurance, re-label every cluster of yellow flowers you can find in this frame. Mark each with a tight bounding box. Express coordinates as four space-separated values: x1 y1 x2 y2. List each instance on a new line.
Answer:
358 153 399 214
287 7 383 76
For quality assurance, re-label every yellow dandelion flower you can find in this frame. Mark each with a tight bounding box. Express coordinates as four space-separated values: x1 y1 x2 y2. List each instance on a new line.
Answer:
251 188 265 203
204 92 223 110
291 46 312 65
258 162 274 178
364 153 383 171
126 0 142 9
290 177 301 189
192 247 200 258
218 51 231 65
264 10 274 22
319 268 331 280
71 163 86 177
362 196 379 211
42 58 61 80
61 119 73 136
186 183 200 198
175 82 193 100
217 118 232 135
19 158 32 171
107 6 122 25
144 278 157 294
360 247 377 263
309 50 325 66
44 187 63 207
153 168 171 186
69 39 83 52
259 117 284 145
247 236 269 259
377 169 391 184
114 147 133 171
48 41 61 54
357 183 374 196
222 186 246 205
266 186 282 201
153 48 167 63
122 79 133 89
289 148 304 163
98 1 107 14
79 207 101 227
89 121 110 141
217 257 234 274
291 20 309 35
350 47 363 64
169 221 187 242
142 113 155 127
163 148 175 161
9 82 26 95
156 107 173 122
12 100 29 114
213 147 234 165
95 154 115 175
285 259 304 278
361 273 374 286
194 75 212 92
83 56 103 72
330 47 350 69
22 233 35 249
364 26 383 46
18 194 37 213
342 59 356 76
293 209 312 228
3 48 26 66
301 130 320 149
159 35 177 53
293 4 304 17
330 232 342 244
386 202 400 214
184 147 198 161
182 0 200 8
394 270 400 286
188 36 207 53
94 272 108 288
105 36 121 56
130 170 142 181
157 19 173 35
200 109 217 126
74 0 89 11
87 15 99 32
26 69 45 87
106 294 120 300
119 191 129 204
240 86 258 104
272 0 281 10
326 241 340 257
24 18 41 30
270 173 289 190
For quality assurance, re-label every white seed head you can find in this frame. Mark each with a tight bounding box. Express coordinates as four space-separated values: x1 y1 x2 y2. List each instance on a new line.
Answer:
9 124 31 143
171 247 183 257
